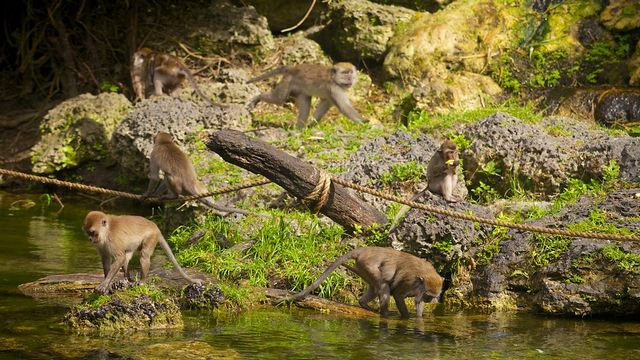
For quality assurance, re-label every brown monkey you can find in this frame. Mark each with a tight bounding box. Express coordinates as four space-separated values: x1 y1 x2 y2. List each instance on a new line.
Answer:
427 139 461 202
284 247 443 318
131 47 213 105
247 62 369 128
143 131 249 216
83 210 202 294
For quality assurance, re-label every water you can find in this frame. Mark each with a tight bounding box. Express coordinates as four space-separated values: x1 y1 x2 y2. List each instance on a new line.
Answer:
1 191 640 359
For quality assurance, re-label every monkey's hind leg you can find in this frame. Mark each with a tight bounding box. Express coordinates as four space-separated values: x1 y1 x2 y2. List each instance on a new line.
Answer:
295 94 312 128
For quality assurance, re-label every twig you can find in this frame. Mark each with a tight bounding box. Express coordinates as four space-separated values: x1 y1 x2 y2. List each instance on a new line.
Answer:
281 0 316 33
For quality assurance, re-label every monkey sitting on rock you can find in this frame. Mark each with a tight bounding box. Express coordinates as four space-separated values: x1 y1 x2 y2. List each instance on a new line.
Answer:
427 139 462 203
282 246 443 318
83 210 202 294
247 62 369 128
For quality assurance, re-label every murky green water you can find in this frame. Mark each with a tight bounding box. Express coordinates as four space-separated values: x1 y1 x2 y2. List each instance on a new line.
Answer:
1 191 640 359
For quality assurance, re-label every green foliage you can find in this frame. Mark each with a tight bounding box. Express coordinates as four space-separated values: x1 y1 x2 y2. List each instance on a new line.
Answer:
564 274 584 284
380 161 425 185
491 55 521 94
476 226 508 265
405 101 543 133
449 133 472 152
582 38 630 84
471 180 499 203
528 50 565 88
433 238 454 255
100 81 120 93
171 210 356 301
599 246 640 274
530 233 571 268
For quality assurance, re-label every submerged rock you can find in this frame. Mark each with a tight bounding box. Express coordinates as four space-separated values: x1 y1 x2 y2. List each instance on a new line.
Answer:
179 282 225 309
64 291 183 332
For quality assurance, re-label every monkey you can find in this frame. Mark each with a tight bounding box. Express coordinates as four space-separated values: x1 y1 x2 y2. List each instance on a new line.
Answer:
82 210 202 294
131 47 214 105
427 139 461 203
143 131 249 216
388 139 462 231
283 246 443 318
247 62 369 128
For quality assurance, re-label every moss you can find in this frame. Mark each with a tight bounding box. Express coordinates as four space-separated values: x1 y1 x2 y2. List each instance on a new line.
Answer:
599 246 640 274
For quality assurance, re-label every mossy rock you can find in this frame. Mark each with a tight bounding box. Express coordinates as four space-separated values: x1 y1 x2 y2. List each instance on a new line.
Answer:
30 93 131 174
64 288 183 332
600 0 640 31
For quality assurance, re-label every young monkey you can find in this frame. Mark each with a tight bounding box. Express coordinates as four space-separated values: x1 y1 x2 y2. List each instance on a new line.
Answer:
247 62 369 128
83 210 202 294
143 131 249 216
130 47 214 105
282 246 443 318
427 139 461 203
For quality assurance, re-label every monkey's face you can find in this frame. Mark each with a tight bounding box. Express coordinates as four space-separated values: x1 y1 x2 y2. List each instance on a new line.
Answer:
441 146 460 168
83 212 107 245
332 63 357 88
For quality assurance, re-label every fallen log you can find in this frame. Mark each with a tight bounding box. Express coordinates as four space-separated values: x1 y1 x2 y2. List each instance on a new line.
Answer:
206 129 387 231
263 288 376 318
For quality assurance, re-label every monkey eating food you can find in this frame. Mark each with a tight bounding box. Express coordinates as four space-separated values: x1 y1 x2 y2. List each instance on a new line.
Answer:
283 246 443 318
143 131 249 216
247 62 369 128
131 47 214 105
83 210 202 294
427 139 461 203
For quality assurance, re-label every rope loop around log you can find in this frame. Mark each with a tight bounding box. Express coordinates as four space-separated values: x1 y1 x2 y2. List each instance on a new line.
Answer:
302 170 331 213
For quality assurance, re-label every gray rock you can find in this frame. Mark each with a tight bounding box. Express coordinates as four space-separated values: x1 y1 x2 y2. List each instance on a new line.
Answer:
30 93 131 174
462 112 640 196
465 189 640 316
313 0 415 64
109 97 250 180
189 2 275 60
389 190 492 270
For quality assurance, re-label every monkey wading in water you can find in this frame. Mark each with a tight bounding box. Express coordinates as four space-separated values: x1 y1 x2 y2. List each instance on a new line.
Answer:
143 131 249 216
247 62 369 128
283 246 443 318
83 211 202 294
131 47 214 105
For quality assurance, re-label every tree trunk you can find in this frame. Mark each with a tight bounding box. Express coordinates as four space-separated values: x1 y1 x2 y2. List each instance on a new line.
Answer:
206 129 387 231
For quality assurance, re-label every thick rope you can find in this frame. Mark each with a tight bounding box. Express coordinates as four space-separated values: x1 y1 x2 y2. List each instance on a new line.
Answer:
302 170 331 213
330 177 640 242
0 168 270 203
2 167 639 242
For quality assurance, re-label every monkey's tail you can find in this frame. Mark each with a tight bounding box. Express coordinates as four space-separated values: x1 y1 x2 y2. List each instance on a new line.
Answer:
158 235 201 283
183 68 215 106
283 248 360 302
247 66 289 84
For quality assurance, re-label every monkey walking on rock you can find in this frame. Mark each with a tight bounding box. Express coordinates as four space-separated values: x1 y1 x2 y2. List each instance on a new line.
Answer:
281 246 443 318
83 211 203 294
247 62 370 128
130 47 214 105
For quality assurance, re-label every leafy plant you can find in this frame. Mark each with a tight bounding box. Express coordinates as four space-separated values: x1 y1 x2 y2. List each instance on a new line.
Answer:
380 161 425 184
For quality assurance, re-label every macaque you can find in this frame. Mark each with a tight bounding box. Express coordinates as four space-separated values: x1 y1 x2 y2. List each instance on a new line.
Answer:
285 246 443 318
247 62 369 128
143 131 249 216
427 139 461 202
131 47 213 105
83 211 202 294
